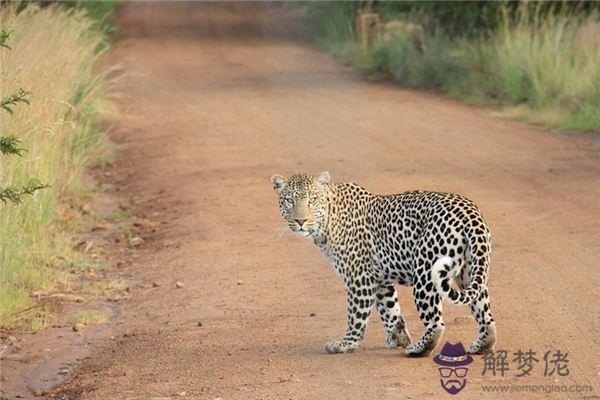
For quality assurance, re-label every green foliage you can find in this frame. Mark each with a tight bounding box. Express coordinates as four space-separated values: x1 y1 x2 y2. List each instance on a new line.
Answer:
0 29 13 48
375 1 510 36
291 1 600 132
0 135 25 156
291 1 359 41
373 1 600 36
1 88 31 114
16 1 120 51
61 0 120 49
1 3 115 328
0 180 50 205
562 105 600 132
0 33 46 206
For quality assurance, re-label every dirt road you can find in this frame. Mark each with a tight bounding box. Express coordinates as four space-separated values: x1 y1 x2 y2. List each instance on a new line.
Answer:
57 3 599 399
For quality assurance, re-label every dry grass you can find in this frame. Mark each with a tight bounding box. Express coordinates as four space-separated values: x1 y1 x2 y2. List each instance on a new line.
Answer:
302 3 600 132
0 4 115 328
469 6 600 131
68 309 108 328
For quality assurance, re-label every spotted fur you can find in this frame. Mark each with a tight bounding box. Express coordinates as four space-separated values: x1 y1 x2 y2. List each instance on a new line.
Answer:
271 172 496 356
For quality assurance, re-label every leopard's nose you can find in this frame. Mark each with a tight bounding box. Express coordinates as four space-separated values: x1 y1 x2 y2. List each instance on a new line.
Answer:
295 218 307 227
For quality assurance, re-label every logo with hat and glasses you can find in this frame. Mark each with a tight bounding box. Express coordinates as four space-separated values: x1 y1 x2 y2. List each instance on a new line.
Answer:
433 342 473 395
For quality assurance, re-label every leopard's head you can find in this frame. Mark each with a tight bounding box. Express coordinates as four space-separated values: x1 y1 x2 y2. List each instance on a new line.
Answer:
270 171 330 238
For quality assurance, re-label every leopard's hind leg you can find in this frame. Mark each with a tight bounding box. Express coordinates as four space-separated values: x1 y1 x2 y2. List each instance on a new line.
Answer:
375 285 411 348
467 288 496 354
405 262 445 357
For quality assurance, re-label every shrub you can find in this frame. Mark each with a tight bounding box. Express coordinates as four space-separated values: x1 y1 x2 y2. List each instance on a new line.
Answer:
292 1 600 132
0 4 115 328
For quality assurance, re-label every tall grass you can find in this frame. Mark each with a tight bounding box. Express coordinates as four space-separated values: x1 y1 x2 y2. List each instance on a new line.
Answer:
0 4 114 328
291 1 358 60
296 3 600 132
468 7 600 131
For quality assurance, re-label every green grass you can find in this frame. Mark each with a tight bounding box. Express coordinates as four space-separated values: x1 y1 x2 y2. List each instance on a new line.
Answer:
68 309 108 330
108 208 133 224
0 4 116 328
294 3 600 133
62 0 121 51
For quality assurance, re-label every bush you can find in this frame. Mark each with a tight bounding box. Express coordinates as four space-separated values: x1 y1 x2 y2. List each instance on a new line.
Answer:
292 2 600 132
0 4 115 328
459 6 600 131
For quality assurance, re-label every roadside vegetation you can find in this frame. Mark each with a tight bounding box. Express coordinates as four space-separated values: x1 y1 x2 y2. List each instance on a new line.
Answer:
293 2 600 133
0 3 117 329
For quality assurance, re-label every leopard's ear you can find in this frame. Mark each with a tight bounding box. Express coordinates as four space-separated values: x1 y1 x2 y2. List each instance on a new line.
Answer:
316 171 330 187
270 174 287 194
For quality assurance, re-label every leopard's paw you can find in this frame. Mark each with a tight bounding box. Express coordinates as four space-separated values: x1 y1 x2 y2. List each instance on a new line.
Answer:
386 319 412 349
325 340 356 354
385 332 398 349
404 341 432 357
468 337 495 355
386 328 411 349
468 324 496 354
396 328 412 348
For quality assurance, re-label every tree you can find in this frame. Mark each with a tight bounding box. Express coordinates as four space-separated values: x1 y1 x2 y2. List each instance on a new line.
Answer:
0 30 48 205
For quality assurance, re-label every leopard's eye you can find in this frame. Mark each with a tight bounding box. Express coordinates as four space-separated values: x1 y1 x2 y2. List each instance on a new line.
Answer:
308 196 317 205
284 198 294 208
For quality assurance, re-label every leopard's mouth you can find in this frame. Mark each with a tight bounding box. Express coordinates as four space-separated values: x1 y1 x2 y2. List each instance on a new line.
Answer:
288 224 313 237
296 228 311 237
290 226 310 236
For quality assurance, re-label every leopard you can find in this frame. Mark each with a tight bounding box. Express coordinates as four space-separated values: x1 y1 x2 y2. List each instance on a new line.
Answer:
270 171 496 357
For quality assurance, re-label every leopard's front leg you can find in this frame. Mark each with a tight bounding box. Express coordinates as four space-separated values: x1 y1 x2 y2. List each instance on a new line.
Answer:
325 273 376 354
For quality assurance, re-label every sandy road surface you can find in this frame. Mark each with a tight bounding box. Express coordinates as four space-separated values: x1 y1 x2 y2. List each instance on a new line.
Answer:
55 3 600 399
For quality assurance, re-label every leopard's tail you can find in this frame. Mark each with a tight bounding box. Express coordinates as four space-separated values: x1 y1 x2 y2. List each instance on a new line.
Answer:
432 233 490 305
